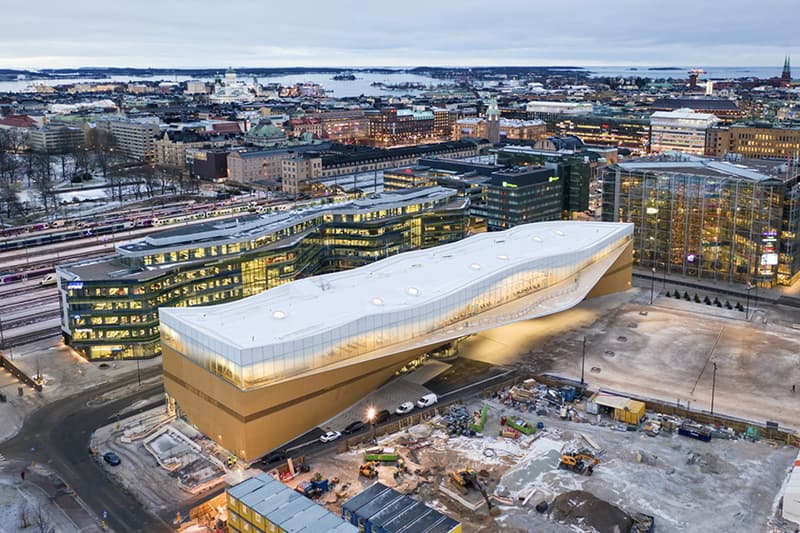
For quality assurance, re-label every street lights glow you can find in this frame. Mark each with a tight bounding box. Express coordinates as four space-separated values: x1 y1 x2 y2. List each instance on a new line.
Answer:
367 407 377 444
649 267 656 305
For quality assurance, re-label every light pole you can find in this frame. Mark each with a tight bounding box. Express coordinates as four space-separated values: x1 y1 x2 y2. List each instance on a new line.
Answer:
580 336 586 386
367 407 376 444
649 267 656 305
710 362 717 415
745 282 753 320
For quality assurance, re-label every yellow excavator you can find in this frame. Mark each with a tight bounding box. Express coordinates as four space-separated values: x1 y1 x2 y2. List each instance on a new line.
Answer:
559 448 599 476
359 461 379 479
450 469 499 516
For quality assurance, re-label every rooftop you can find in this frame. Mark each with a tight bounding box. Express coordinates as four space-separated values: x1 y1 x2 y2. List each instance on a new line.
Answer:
615 152 789 182
159 220 631 351
228 474 356 533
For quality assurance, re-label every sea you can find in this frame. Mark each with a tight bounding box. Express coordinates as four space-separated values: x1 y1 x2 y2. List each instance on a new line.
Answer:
0 66 784 97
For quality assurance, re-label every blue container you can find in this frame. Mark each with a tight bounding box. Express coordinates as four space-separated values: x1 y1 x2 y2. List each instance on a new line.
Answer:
561 386 576 403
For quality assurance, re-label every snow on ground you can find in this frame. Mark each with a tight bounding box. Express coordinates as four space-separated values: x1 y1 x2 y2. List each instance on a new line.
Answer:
458 286 800 432
0 338 162 445
0 477 78 533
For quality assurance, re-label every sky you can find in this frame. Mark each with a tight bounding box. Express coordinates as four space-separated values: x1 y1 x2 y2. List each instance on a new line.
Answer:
2 0 797 69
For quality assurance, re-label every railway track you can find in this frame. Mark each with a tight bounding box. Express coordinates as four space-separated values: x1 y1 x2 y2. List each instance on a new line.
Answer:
2 310 62 331
0 295 58 314
2 325 62 347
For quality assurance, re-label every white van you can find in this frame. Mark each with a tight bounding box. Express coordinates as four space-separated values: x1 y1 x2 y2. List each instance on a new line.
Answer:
416 393 438 409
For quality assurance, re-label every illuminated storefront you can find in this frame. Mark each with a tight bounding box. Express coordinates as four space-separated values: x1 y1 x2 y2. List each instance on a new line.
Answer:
57 187 469 360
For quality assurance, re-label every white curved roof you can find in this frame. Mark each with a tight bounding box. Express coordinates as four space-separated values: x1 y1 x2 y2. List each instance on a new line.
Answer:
161 221 631 350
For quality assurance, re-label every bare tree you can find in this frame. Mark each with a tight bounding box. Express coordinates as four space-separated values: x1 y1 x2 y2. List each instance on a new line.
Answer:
34 503 55 533
32 152 57 215
18 501 32 529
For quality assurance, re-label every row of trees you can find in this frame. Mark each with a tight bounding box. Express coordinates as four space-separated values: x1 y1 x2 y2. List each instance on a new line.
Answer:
0 128 198 225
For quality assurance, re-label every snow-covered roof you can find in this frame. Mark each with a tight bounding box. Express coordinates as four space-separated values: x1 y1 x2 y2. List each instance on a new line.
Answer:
161 221 631 351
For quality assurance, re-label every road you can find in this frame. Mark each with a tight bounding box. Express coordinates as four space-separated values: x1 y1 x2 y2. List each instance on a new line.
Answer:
0 365 173 533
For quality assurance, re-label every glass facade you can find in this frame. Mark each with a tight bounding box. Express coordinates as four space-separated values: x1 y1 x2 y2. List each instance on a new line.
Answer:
59 188 469 361
160 223 632 391
603 163 800 287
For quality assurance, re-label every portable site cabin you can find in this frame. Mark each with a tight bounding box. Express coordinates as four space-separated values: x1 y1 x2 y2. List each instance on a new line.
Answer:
587 392 645 425
783 458 800 524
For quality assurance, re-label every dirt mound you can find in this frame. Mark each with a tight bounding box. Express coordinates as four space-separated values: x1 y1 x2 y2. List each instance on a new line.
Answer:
550 490 632 533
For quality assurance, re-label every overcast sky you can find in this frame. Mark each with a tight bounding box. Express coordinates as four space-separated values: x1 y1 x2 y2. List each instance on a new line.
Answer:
2 0 797 69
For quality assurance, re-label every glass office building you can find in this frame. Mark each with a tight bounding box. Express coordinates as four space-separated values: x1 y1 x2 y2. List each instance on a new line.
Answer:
602 154 800 287
57 187 469 360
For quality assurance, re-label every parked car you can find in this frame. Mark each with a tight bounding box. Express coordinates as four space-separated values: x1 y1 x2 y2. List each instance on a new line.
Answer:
260 449 287 465
343 420 365 434
417 393 438 409
375 409 391 424
103 452 121 466
319 430 342 443
395 401 415 415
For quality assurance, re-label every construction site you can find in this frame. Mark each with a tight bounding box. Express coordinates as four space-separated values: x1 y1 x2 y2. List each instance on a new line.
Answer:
89 283 800 532
268 379 797 532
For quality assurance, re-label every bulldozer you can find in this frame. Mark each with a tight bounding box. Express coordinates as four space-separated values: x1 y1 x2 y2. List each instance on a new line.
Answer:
359 461 379 479
559 448 599 476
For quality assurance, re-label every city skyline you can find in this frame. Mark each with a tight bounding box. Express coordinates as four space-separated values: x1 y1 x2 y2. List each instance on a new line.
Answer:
2 0 797 69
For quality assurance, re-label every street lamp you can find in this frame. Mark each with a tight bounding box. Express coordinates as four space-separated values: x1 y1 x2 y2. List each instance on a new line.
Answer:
710 362 718 415
745 281 753 320
649 267 656 305
367 407 377 444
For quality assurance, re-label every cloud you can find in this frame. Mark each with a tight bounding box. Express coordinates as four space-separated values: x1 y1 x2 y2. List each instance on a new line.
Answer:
2 0 796 68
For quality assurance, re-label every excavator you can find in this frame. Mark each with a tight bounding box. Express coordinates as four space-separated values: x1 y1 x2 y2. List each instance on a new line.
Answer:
359 461 379 479
450 469 499 516
559 448 599 476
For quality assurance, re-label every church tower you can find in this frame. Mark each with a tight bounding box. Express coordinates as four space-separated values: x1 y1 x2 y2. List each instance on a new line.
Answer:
782 56 792 84
486 98 500 145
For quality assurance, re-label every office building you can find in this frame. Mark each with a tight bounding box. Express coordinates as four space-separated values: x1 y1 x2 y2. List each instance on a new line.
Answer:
453 117 546 143
281 153 323 195
367 108 436 147
706 123 800 159
57 187 470 360
28 124 84 153
342 483 460 533
553 115 651 153
602 153 800 287
227 144 324 185
525 101 594 122
650 97 744 124
474 167 565 230
650 109 720 155
159 221 633 459
96 119 161 160
227 474 356 533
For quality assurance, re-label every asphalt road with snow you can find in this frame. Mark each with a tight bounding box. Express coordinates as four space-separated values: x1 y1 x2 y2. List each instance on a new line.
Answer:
0 365 172 532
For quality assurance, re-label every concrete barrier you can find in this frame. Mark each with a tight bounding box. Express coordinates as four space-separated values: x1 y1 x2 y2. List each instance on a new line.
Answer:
0 355 42 392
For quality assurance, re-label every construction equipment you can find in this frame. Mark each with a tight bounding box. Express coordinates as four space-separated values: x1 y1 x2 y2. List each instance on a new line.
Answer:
559 448 599 476
450 470 498 516
499 426 521 439
359 461 379 479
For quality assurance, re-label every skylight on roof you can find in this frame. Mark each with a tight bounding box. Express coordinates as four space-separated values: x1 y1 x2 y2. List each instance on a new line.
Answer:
272 310 287 319
371 297 384 306
407 287 419 296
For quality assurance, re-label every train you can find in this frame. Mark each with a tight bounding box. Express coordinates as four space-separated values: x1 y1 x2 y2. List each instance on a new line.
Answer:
0 267 55 285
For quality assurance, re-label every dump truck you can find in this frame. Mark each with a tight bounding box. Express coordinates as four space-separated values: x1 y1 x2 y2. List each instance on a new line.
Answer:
364 447 399 462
